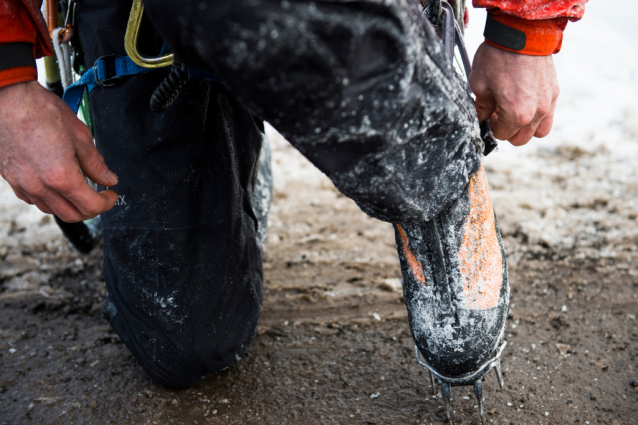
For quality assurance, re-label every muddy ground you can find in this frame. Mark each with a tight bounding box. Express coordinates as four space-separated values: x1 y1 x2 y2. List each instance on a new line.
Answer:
1 128 638 425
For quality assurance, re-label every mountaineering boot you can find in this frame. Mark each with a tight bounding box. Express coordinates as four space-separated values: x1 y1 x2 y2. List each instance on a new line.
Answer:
394 165 509 423
55 215 103 254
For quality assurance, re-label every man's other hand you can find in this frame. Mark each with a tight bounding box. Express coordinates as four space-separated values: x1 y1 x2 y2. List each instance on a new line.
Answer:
470 42 560 146
0 81 118 223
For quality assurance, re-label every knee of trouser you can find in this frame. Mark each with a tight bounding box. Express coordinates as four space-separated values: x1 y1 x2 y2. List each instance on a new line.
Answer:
102 297 258 389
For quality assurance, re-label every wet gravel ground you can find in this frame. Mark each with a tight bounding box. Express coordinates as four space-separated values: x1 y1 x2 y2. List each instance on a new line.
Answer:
2 125 638 425
4 5 638 423
1 187 637 424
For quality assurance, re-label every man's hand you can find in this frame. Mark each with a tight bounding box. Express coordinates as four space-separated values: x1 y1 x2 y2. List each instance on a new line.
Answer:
0 81 118 223
470 42 560 146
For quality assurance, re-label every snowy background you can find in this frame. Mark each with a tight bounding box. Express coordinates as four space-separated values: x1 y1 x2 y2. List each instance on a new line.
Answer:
3 0 638 267
468 0 638 260
268 0 638 266
463 1 638 263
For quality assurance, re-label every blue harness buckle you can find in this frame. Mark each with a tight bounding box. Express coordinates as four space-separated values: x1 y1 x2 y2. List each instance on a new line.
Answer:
93 55 125 87
63 53 220 114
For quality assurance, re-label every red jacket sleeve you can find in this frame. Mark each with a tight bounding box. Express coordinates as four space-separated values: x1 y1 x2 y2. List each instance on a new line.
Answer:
472 0 586 20
473 0 588 55
0 0 53 89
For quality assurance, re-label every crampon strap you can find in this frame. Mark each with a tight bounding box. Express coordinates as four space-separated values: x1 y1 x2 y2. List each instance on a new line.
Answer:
62 55 220 114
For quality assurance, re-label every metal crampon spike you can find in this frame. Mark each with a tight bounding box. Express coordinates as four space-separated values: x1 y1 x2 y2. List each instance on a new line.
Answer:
429 370 436 395
440 381 451 422
494 360 505 390
474 380 485 425
414 344 508 423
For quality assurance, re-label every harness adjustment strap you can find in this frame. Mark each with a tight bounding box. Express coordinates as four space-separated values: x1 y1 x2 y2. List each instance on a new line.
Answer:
62 55 220 114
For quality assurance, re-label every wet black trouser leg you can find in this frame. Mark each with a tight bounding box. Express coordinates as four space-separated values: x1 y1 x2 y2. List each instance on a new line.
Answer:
145 0 483 223
92 74 264 389
77 0 481 389
75 1 268 389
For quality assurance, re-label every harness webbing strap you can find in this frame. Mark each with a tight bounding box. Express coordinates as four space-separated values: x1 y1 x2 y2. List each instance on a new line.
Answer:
62 55 220 114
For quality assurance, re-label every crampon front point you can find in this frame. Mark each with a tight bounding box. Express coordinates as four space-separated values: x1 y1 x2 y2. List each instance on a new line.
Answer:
416 341 506 424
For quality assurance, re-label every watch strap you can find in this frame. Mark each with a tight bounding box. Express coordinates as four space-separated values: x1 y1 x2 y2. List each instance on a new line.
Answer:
484 13 568 56
0 43 36 72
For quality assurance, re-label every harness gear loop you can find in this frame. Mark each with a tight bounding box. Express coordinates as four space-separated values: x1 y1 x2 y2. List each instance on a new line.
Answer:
124 0 175 68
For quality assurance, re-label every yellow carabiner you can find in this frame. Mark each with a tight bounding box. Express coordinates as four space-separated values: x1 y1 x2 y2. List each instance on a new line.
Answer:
124 0 174 68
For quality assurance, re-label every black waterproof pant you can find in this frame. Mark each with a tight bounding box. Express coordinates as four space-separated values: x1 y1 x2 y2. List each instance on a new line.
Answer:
75 0 481 388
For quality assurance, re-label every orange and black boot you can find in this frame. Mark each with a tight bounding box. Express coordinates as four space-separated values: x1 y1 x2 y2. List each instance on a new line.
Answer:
394 165 508 424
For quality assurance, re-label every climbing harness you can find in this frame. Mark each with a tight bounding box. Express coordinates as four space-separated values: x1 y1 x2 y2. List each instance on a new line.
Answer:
61 0 218 114
47 0 220 254
46 0 213 251
61 55 220 114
